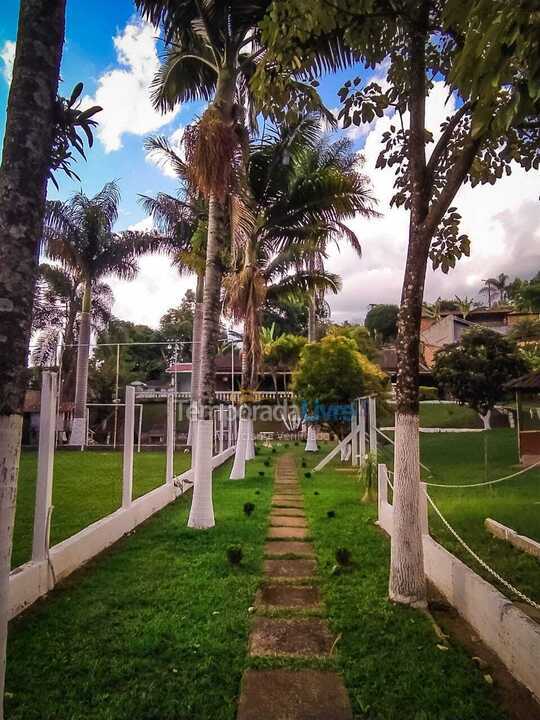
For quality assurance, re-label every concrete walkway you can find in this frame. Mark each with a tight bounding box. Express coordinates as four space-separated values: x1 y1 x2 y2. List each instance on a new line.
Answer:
237 453 352 720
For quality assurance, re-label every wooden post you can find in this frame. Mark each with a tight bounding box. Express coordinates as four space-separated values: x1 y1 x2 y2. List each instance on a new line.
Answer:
351 404 358 467
32 371 57 562
369 396 377 463
359 400 366 463
166 390 175 483
419 481 429 535
219 404 224 454
377 463 389 523
122 386 135 507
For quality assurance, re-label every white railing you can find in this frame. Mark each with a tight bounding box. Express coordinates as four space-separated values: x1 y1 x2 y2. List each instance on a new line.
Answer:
135 389 293 402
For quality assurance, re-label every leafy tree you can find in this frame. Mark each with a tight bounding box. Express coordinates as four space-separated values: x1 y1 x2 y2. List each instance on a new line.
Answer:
159 290 196 346
433 327 527 428
264 333 307 390
292 335 386 436
511 272 540 312
365 304 399 343
256 0 540 606
509 318 540 342
262 296 309 336
43 182 165 445
327 323 377 360
453 295 476 319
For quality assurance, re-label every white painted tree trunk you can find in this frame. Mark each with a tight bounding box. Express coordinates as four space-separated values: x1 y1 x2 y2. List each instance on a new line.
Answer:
388 412 427 607
69 308 91 446
480 409 492 430
305 424 318 452
187 277 203 448
245 417 255 460
187 416 214 528
0 415 23 717
230 410 248 480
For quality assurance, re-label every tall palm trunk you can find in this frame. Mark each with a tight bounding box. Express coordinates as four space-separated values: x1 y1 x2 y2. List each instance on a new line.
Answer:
0 1 66 715
229 339 250 479
188 191 227 526
389 11 428 608
187 272 204 448
307 295 317 342
69 281 92 446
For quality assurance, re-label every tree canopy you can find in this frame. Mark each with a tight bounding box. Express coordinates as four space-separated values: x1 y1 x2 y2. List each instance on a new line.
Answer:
364 304 399 342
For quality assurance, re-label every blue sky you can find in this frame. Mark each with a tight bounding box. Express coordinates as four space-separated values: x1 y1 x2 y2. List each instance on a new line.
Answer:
1 3 539 327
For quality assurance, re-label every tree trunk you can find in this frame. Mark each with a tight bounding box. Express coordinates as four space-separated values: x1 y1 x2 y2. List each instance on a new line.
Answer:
187 273 204 448
308 295 317 342
305 424 318 452
389 8 429 608
480 409 492 430
0 1 66 715
69 282 92 446
188 193 226 528
230 337 251 478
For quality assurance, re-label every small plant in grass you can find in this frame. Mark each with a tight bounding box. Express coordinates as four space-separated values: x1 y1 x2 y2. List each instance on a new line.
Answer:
243 502 255 516
327 510 336 518
264 459 270 467
258 470 265 477
359 452 377 504
226 545 243 565
304 471 312 478
272 448 276 453
301 459 307 468
294 441 299 446
284 442 289 448
255 490 260 495
314 491 319 495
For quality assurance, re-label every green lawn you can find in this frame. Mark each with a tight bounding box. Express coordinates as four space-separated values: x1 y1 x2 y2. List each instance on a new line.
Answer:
378 428 540 604
292 445 507 720
6 450 273 720
380 402 483 428
12 449 192 569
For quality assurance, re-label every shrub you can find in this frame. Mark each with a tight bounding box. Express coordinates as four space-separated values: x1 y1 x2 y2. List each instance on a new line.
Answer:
419 385 438 401
243 502 255 516
226 545 243 565
327 510 336 518
272 448 276 454
335 547 352 566
294 441 299 446
255 490 260 495
301 459 307 468
264 460 270 467
258 471 265 477
314 491 319 496
284 443 289 448
304 471 312 478
359 452 377 504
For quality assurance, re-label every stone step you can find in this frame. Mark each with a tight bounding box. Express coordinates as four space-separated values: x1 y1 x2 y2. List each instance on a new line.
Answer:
249 618 335 658
270 516 308 528
237 670 353 720
267 526 308 541
264 558 316 579
272 487 301 495
268 507 305 517
255 584 321 610
264 541 315 558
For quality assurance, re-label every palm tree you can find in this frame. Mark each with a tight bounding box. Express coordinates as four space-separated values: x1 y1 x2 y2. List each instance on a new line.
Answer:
43 182 164 446
480 276 510 308
135 0 351 527
224 119 377 477
453 295 476 320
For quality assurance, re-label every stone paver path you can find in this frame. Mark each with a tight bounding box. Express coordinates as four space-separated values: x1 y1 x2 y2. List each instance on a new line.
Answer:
237 453 352 720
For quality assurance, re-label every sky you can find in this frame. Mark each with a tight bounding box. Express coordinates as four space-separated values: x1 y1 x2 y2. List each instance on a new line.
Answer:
1 2 539 329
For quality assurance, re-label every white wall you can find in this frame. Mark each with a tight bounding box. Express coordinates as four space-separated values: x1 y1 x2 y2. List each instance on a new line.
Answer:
377 465 540 702
8 446 235 619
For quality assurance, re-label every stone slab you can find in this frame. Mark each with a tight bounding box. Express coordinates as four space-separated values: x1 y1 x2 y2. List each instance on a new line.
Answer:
237 670 353 720
272 497 303 506
268 507 305 517
264 558 316 578
270 516 308 528
273 487 301 495
255 584 321 609
249 618 334 658
264 541 315 558
267 526 308 540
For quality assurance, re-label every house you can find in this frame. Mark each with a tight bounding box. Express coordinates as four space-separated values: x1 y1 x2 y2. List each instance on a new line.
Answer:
376 344 432 384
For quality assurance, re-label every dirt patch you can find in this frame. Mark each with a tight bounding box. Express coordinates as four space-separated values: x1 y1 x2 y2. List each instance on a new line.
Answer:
237 670 352 720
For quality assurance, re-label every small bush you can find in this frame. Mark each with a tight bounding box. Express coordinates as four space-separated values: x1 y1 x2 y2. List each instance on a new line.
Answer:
301 459 307 468
272 448 276 454
359 452 377 504
335 547 352 566
263 460 270 467
304 471 312 479
284 443 289 448
314 491 319 496
258 471 265 477
227 545 243 565
294 441 299 446
255 490 260 495
327 510 336 518
243 502 255 516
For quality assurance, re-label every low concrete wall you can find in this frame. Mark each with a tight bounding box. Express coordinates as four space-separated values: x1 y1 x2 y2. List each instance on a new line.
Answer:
485 518 540 559
9 446 235 619
377 465 540 702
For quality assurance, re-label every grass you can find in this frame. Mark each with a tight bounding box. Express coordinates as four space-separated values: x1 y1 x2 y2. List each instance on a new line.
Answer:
379 428 540 604
418 402 482 428
6 448 274 720
295 445 508 720
12 449 192 569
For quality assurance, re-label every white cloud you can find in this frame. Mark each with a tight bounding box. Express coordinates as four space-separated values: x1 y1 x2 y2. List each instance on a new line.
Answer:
326 81 540 323
1 40 15 84
83 20 179 153
145 125 185 178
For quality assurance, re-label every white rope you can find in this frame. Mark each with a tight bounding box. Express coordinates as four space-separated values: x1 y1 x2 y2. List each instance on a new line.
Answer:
426 491 539 609
425 459 540 488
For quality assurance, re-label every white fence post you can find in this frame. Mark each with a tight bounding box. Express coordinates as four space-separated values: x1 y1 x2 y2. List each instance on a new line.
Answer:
351 405 358 467
122 386 135 508
166 390 175 483
419 481 429 535
32 371 57 562
369 396 377 463
359 400 366 462
377 463 389 527
219 404 224 453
